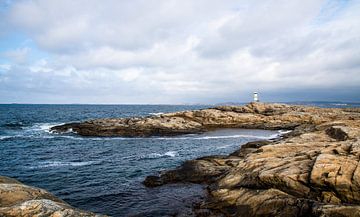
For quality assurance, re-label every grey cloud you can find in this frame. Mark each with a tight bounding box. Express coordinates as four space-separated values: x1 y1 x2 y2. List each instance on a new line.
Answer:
6 0 236 54
0 0 360 103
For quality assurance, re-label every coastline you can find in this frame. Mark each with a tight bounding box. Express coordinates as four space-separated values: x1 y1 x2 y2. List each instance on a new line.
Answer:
142 103 360 216
1 102 360 216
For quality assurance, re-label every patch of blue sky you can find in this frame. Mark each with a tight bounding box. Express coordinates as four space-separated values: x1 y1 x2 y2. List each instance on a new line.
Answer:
0 0 14 12
312 0 351 25
0 32 29 52
0 32 49 64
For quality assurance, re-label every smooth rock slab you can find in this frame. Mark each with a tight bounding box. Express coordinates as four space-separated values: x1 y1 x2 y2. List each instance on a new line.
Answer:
0 176 105 217
51 102 344 137
143 103 360 216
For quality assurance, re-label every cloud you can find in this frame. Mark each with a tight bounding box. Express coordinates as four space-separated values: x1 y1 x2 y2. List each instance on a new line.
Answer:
2 47 30 63
0 0 359 103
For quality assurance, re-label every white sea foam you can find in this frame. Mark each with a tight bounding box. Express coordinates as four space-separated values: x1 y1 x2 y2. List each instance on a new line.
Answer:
278 130 292 135
0 136 11 140
194 134 273 140
22 122 64 133
332 103 347 106
49 127 74 134
149 112 164 116
28 161 96 169
216 144 233 149
2 130 286 141
164 151 177 157
38 123 55 132
144 151 178 159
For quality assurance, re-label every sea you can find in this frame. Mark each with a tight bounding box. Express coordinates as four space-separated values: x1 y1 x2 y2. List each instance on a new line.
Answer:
0 102 359 216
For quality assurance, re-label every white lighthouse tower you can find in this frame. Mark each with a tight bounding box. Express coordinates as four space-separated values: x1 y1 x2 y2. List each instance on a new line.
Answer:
253 92 259 102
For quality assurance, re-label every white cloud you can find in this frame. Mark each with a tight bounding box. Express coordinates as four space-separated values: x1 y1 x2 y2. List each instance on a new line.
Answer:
0 0 359 103
0 64 11 71
2 47 30 63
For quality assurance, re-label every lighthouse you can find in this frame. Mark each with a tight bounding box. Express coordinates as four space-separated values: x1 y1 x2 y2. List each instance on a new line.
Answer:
253 92 259 102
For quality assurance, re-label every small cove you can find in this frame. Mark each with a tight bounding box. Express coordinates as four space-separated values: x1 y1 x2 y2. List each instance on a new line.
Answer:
0 104 280 216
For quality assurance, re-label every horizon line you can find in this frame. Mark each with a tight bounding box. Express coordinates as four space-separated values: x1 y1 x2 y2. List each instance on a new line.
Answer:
0 100 359 106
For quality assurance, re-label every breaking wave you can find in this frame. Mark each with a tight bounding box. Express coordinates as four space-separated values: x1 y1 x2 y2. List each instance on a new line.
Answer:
141 151 178 159
24 122 64 133
0 136 12 140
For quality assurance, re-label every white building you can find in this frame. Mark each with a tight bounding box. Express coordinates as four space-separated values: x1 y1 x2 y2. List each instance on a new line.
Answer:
253 92 259 102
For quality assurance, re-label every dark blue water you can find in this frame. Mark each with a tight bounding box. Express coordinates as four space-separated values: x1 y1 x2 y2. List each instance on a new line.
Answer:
0 103 357 216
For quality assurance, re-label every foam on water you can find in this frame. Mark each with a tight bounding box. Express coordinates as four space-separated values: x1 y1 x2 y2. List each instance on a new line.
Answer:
332 103 348 106
278 130 292 135
0 136 11 140
164 151 178 157
28 161 97 169
195 134 273 140
142 151 178 159
27 122 63 133
149 112 164 116
32 131 282 141
216 144 233 149
7 121 289 143
1 104 299 216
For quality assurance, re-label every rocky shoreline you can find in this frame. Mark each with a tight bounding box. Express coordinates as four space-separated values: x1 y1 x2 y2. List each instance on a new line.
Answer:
5 102 360 216
142 103 360 216
0 176 105 216
50 103 331 137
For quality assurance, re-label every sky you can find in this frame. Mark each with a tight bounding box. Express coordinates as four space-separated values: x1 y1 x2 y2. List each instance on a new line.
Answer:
0 0 359 104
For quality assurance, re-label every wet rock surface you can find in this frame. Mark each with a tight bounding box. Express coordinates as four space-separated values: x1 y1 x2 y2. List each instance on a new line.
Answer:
141 103 360 216
0 176 105 217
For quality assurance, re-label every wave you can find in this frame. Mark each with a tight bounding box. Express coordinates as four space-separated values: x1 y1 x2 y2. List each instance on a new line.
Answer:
28 160 97 169
25 122 64 133
164 151 177 157
0 136 12 140
0 122 67 140
1 122 63 132
149 112 164 116
142 151 178 159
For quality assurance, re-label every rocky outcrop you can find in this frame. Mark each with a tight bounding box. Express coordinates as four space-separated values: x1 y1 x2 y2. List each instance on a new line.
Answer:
0 176 105 217
49 102 360 216
142 103 360 216
51 103 349 137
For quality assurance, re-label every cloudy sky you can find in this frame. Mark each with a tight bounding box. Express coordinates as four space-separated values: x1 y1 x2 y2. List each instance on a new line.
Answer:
0 0 359 104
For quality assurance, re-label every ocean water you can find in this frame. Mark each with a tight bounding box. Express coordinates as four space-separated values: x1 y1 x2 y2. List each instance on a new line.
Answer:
0 103 357 216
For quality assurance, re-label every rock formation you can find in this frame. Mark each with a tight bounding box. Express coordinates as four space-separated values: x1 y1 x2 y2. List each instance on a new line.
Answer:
51 102 341 137
141 103 360 216
0 176 105 217
50 102 360 216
